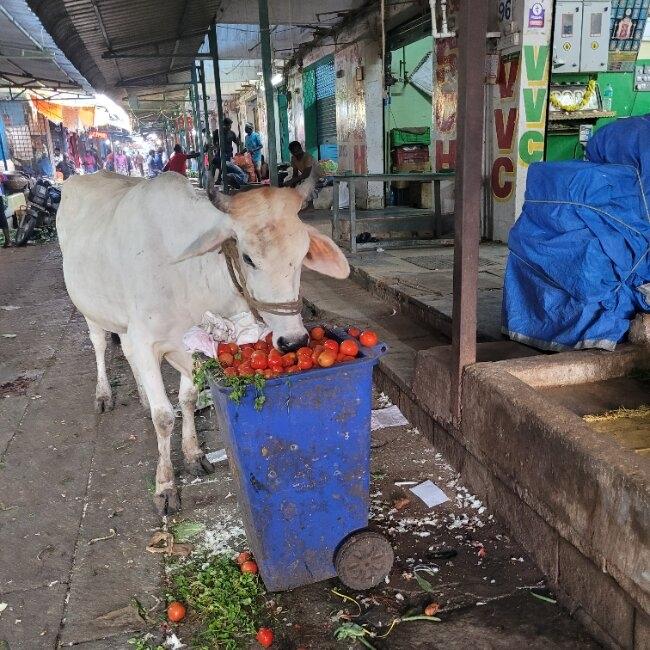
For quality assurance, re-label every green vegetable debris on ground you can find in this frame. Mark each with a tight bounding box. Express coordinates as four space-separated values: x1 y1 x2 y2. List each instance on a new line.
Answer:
192 353 267 410
167 554 268 650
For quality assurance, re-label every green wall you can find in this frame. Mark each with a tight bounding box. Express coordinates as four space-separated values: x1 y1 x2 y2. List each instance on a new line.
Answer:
546 63 650 161
386 36 433 133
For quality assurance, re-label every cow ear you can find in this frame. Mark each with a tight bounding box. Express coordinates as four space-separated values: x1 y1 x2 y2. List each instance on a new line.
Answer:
302 225 350 279
174 223 234 262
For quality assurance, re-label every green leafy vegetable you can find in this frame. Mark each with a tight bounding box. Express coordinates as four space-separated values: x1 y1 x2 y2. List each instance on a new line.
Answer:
171 520 206 542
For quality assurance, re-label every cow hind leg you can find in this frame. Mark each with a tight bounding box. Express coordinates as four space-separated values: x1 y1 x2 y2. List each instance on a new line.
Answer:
131 345 180 516
179 374 215 476
86 318 114 413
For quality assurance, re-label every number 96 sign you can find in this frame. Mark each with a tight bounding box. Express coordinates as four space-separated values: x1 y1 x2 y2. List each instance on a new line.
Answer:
499 0 512 21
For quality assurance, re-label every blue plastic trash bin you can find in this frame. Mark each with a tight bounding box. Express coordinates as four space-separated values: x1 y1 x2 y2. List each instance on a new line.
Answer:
209 331 390 592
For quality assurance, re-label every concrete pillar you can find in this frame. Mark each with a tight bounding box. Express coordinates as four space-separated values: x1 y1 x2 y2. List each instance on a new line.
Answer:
488 0 553 242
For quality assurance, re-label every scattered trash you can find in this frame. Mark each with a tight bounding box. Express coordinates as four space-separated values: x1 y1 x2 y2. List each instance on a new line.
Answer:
394 481 418 487
171 521 206 542
0 603 6 615
410 480 449 508
205 449 227 465
424 602 440 616
477 546 487 559
88 528 117 545
164 632 186 649
195 389 213 410
0 305 20 311
392 497 411 511
2 334 16 338
413 564 440 593
0 376 34 397
371 405 409 431
146 531 193 557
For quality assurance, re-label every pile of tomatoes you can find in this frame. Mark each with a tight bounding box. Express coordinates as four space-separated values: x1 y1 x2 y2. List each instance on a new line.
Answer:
215 325 379 379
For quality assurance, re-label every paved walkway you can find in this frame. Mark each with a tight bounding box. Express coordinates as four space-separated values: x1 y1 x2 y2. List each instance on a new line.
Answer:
0 243 597 649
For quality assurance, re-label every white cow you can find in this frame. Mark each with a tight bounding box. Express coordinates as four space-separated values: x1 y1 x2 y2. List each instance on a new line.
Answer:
57 170 349 514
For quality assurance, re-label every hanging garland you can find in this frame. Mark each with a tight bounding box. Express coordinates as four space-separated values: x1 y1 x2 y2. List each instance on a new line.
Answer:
549 80 597 113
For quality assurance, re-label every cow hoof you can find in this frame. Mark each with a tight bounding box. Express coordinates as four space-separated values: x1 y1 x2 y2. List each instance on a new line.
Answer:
153 488 181 516
185 455 215 476
94 394 114 413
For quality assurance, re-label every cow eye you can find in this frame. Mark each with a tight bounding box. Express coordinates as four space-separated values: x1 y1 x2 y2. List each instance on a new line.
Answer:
243 253 256 268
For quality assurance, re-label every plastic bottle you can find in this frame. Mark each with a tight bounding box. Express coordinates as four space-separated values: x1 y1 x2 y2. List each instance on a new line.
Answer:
602 83 614 111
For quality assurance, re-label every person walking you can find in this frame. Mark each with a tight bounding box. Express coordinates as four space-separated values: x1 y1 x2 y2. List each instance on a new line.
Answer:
113 147 131 176
244 123 263 181
133 151 145 176
163 144 200 177
0 183 11 248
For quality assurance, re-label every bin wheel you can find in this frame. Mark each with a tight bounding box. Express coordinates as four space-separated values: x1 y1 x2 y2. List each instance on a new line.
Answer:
335 530 394 591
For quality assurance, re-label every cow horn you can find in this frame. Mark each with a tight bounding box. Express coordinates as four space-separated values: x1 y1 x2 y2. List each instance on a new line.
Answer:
296 163 321 202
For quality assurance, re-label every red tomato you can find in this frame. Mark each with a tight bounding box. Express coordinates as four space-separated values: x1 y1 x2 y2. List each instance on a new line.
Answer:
263 369 274 379
256 627 274 648
250 351 268 370
167 601 186 623
286 365 301 374
281 352 297 367
268 348 282 361
318 350 337 368
310 326 325 341
236 551 252 565
217 342 231 355
298 357 313 370
241 347 254 360
359 330 379 347
297 346 312 359
340 354 355 362
238 363 253 377
339 339 359 357
224 366 238 377
347 326 361 339
268 358 284 374
254 341 268 352
241 560 258 574
323 339 339 354
218 352 234 367
227 342 239 355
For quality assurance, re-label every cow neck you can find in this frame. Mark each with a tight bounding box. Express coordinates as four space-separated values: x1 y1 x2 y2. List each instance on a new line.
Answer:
220 239 302 320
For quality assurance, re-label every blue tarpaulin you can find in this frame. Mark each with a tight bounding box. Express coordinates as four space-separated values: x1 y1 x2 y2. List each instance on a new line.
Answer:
503 157 650 351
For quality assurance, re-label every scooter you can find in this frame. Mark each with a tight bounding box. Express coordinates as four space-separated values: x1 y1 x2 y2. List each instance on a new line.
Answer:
15 178 61 246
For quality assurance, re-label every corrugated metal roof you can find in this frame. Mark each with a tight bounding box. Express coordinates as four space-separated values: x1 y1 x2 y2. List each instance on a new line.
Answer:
0 0 92 93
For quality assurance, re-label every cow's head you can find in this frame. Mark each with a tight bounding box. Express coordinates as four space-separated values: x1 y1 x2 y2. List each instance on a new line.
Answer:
177 177 349 352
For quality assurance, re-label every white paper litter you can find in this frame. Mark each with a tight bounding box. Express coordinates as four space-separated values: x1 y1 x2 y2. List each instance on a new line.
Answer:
205 449 227 464
410 480 450 508
0 305 20 311
371 405 409 431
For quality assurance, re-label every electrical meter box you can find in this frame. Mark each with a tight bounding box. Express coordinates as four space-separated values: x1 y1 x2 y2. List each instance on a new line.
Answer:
553 0 610 73
579 1 610 71
554 2 583 72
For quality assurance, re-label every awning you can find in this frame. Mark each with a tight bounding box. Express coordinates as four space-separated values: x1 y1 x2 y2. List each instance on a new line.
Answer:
29 94 131 132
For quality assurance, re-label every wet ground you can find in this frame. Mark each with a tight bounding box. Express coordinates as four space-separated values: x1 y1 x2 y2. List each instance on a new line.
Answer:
0 242 599 649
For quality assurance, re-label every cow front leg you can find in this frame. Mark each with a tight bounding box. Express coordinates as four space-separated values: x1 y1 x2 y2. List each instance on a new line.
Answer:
179 374 215 476
85 318 114 413
119 334 150 411
132 346 180 516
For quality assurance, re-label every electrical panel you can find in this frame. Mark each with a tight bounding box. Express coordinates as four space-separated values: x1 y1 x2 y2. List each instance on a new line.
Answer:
579 1 610 72
554 2 583 72
553 0 610 73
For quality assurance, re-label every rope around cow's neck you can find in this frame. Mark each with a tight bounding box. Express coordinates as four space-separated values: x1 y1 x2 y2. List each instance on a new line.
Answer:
221 239 303 321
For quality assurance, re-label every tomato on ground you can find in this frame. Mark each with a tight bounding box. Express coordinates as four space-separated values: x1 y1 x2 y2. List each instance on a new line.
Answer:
347 326 361 338
218 352 234 367
241 560 258 574
339 339 359 357
167 601 186 623
250 351 268 370
318 350 337 367
310 326 325 341
256 627 274 648
236 551 252 565
359 330 379 347
323 339 339 353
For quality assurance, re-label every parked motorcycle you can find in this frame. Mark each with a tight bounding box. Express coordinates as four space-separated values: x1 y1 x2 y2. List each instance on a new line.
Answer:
14 178 61 246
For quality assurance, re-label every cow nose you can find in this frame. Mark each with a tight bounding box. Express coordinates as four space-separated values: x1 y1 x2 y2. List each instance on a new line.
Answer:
277 333 309 353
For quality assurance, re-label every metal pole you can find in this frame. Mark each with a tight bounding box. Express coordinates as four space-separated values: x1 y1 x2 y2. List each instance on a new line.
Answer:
199 61 210 134
208 20 229 192
190 66 204 184
450 0 489 421
258 0 278 186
